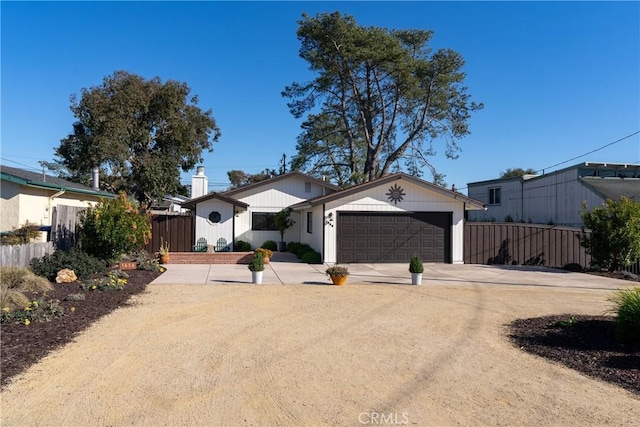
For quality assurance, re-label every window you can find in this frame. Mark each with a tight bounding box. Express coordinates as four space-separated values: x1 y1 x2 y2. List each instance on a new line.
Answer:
252 212 277 231
307 212 313 233
489 187 501 205
304 182 312 193
208 211 221 223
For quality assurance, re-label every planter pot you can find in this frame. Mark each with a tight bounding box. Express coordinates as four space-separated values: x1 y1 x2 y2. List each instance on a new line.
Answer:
159 254 170 264
330 275 348 286
411 273 422 285
252 271 263 284
278 241 287 252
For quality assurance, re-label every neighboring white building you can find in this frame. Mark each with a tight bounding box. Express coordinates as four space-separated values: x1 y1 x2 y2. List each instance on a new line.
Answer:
467 162 640 226
1 165 115 241
184 168 486 263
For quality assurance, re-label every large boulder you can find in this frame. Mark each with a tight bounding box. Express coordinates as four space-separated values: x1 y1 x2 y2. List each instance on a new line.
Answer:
55 268 77 283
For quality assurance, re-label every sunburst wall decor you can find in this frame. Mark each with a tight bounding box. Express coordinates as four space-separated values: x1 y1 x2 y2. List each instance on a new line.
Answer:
386 183 406 205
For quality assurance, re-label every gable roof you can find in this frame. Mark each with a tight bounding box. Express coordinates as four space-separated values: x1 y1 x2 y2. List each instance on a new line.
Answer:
181 192 249 209
580 177 640 201
221 171 340 197
1 165 114 198
291 172 486 210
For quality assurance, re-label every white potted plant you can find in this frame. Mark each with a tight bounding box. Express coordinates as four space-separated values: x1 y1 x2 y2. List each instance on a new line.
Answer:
409 256 423 285
248 251 265 284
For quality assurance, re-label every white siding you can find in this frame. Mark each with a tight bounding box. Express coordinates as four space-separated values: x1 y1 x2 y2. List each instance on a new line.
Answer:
467 178 523 222
231 176 325 248
322 179 466 263
298 206 324 256
195 200 235 250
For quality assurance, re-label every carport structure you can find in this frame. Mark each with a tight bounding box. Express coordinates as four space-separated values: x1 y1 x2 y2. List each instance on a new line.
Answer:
291 173 486 264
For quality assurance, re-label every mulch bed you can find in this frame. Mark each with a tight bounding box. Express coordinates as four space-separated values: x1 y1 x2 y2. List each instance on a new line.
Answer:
509 315 639 396
1 270 161 389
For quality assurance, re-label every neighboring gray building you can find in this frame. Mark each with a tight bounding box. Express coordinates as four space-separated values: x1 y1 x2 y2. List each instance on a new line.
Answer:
467 162 640 226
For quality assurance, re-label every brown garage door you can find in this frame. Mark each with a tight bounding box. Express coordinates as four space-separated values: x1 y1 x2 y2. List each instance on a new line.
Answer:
337 212 452 263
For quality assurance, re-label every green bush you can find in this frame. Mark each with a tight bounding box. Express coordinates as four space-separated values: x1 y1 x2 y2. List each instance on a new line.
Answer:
78 193 152 262
235 240 251 251
580 197 640 272
80 270 129 292
261 240 278 251
1 298 65 325
409 256 424 274
248 251 265 272
608 287 640 344
295 244 313 259
31 249 106 281
301 250 322 264
287 242 302 254
129 250 163 272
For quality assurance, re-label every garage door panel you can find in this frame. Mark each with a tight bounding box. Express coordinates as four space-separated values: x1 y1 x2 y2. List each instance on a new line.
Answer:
337 212 451 263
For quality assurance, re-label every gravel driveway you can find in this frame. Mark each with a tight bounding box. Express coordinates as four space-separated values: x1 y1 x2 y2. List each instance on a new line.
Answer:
1 267 639 426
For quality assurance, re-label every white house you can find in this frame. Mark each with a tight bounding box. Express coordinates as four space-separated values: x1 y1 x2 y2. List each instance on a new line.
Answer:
467 162 640 226
1 165 114 241
184 168 485 263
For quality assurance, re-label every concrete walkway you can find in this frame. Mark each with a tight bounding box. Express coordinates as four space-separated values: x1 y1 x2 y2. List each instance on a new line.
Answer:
151 252 632 291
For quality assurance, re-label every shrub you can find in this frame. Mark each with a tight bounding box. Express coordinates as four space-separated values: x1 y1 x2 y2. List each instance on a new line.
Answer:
301 250 322 264
608 287 640 344
326 265 349 277
1 298 65 325
80 270 128 292
78 193 152 262
261 240 278 251
129 250 163 272
287 242 302 254
248 251 265 272
0 221 42 245
255 247 273 259
31 249 106 281
295 244 313 259
273 208 295 242
235 240 251 251
0 267 53 311
580 197 640 272
409 256 424 274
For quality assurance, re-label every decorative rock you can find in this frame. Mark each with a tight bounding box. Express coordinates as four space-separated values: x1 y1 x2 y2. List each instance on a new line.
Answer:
55 268 77 283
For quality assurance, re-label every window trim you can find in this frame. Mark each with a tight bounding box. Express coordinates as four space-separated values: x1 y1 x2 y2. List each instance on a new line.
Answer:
306 212 313 234
488 187 501 205
251 212 277 231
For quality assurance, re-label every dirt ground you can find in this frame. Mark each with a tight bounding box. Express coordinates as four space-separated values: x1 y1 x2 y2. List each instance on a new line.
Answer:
2 280 639 426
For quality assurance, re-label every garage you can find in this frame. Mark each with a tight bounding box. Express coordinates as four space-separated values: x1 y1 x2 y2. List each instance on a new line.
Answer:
337 212 452 263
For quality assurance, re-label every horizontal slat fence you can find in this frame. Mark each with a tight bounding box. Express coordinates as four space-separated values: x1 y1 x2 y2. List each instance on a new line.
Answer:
0 242 54 267
464 222 640 273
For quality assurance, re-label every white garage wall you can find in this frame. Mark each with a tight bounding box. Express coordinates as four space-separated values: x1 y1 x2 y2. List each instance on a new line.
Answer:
322 179 466 264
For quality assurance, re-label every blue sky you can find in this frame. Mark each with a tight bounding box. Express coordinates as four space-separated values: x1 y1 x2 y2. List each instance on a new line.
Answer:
2 1 639 194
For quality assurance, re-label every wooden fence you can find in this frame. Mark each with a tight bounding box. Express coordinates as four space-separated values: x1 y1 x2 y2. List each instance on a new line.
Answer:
464 222 639 273
0 242 54 267
144 214 195 254
51 205 85 251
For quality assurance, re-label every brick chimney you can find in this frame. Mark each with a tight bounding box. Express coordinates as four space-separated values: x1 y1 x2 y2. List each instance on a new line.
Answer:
191 166 208 198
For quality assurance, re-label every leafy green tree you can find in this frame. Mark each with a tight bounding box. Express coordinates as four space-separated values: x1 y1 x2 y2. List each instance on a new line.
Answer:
580 196 640 272
77 193 152 262
500 167 537 178
283 12 482 186
56 71 220 209
227 168 278 188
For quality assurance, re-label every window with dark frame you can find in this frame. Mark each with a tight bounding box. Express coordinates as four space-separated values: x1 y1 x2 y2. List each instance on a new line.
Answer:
306 212 313 233
304 182 312 193
489 187 501 205
251 212 277 231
